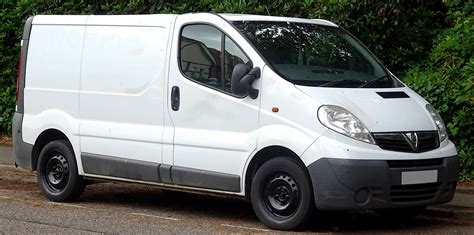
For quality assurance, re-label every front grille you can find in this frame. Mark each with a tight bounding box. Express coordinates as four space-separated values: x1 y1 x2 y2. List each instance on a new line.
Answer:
388 158 443 168
391 183 440 203
373 131 439 153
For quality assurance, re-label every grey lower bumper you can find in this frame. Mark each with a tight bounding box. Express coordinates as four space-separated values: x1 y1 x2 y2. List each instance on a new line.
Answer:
308 156 459 210
12 112 33 170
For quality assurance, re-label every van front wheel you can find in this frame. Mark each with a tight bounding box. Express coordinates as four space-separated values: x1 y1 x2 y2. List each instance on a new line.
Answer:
251 157 314 230
37 140 85 202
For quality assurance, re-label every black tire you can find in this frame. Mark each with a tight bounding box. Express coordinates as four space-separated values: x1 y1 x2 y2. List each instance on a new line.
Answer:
37 140 85 202
377 206 426 221
251 157 314 230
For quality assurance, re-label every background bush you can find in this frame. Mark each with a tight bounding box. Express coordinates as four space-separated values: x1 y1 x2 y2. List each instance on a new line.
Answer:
0 0 472 178
404 3 474 179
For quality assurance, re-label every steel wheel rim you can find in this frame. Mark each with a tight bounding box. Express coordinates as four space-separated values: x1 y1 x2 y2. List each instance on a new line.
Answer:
45 153 69 192
263 171 300 218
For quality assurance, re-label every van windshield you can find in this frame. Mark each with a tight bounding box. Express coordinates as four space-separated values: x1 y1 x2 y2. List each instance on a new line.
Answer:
232 21 400 88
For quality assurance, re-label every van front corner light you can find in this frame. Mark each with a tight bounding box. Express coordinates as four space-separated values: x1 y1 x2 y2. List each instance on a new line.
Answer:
426 104 448 142
318 105 375 144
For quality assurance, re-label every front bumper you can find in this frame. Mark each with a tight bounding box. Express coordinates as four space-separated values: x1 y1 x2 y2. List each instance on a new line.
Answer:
308 156 459 210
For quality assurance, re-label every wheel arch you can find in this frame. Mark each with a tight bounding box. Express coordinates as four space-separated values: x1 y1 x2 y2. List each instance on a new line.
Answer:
244 145 307 200
31 129 72 171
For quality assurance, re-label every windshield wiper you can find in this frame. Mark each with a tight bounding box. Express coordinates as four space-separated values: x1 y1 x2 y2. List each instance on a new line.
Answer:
292 80 328 86
358 75 388 88
312 69 345 75
319 79 360 87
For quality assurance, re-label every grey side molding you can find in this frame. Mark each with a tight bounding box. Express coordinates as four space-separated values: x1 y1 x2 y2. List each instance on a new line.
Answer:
81 153 241 192
171 166 241 192
81 153 161 183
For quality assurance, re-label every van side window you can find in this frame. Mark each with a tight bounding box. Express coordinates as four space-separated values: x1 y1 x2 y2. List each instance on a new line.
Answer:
224 36 251 93
180 24 251 95
180 25 223 90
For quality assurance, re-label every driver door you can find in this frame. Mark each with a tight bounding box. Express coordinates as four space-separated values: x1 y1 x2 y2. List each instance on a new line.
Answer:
164 14 262 192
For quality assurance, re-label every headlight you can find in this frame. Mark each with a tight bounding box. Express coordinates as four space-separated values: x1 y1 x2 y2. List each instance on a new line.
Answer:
318 105 375 144
426 104 447 142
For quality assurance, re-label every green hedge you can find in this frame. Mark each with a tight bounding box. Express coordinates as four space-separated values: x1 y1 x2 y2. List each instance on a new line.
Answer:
0 0 448 132
0 0 472 178
404 4 474 179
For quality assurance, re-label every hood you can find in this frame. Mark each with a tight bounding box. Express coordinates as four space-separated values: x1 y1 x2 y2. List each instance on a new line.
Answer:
296 86 436 132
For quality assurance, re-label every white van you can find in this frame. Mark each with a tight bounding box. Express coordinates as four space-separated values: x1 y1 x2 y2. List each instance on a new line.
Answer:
13 13 459 230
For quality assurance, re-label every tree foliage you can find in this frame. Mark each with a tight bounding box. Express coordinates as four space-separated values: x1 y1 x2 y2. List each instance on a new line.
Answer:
405 4 474 179
0 0 472 178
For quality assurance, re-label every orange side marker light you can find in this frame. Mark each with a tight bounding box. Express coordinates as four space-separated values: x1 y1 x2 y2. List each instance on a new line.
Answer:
272 107 279 113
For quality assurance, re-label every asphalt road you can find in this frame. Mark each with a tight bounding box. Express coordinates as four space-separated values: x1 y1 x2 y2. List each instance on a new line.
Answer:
0 146 473 234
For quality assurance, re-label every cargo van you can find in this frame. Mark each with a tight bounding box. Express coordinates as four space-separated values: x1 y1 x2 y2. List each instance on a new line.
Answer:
13 13 459 230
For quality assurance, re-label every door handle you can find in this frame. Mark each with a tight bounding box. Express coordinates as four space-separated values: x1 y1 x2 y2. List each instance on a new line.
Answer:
171 86 180 111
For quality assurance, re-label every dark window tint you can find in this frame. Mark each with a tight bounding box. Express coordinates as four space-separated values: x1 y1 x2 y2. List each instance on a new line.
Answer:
180 25 251 94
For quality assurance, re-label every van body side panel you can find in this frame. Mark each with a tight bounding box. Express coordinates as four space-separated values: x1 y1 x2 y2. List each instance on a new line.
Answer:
79 20 169 169
22 19 87 171
254 66 325 164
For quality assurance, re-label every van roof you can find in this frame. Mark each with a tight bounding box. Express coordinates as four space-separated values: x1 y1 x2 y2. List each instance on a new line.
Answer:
32 14 177 27
31 13 338 27
218 13 338 27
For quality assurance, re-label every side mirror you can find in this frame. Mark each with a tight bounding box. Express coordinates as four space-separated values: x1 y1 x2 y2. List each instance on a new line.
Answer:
231 64 250 95
231 64 261 99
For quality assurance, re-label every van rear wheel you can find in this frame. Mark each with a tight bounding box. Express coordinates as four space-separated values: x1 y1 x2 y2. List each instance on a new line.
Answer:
37 140 85 202
251 157 314 230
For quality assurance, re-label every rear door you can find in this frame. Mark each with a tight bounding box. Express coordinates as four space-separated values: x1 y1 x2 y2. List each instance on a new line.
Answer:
165 14 263 192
